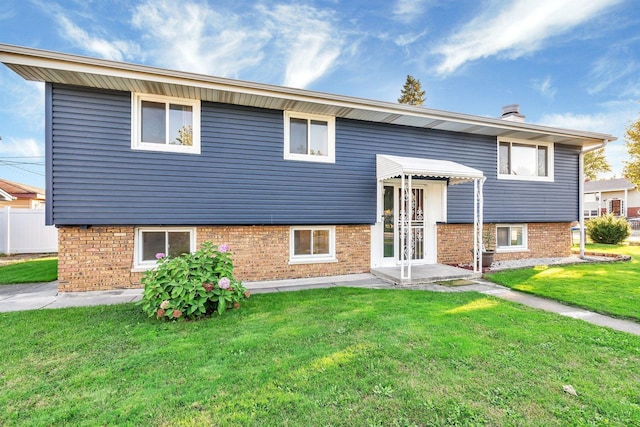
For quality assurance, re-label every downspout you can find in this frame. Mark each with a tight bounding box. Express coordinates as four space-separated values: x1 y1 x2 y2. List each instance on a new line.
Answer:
579 140 609 258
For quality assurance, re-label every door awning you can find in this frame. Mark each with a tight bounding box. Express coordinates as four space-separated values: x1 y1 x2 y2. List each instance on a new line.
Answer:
376 154 484 185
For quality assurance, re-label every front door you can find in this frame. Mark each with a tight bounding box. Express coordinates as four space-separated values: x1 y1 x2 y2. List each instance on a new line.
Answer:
609 199 622 216
378 180 445 267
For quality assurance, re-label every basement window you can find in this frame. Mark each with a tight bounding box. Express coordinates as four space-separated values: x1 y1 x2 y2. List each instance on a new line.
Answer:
289 226 337 264
134 227 196 270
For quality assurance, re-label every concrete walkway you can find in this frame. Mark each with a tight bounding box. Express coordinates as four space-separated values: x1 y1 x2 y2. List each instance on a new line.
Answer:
1 274 639 337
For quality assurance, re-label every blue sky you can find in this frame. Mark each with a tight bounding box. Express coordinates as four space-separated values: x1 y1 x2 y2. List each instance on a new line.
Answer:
0 0 638 189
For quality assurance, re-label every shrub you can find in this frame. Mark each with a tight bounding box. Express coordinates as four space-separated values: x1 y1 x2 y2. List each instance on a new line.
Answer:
586 214 631 245
138 241 249 320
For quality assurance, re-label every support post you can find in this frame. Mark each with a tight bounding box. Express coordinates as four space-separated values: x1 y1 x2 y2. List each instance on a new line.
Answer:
479 178 485 272
2 206 10 255
579 151 585 258
400 174 406 280
408 174 413 281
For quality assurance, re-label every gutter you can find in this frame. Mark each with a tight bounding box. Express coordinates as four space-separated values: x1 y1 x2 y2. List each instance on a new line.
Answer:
578 140 609 259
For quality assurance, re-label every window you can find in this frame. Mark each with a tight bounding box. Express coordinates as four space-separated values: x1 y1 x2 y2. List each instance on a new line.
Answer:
496 225 527 252
498 138 553 181
284 111 335 163
132 93 201 154
289 226 336 264
134 227 196 269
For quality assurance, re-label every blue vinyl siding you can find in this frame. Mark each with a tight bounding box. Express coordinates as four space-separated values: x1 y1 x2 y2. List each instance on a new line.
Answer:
49 84 579 225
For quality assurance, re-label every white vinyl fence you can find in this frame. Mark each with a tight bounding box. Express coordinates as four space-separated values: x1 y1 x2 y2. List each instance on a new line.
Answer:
0 207 58 254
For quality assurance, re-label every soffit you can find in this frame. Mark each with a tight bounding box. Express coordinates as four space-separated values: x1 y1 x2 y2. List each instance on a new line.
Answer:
0 44 616 149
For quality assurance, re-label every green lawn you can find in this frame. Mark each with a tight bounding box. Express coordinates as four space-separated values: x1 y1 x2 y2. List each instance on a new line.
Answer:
0 258 58 284
485 244 640 321
1 288 639 426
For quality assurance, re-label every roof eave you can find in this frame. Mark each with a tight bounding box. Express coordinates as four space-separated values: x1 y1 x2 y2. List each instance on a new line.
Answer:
0 43 616 148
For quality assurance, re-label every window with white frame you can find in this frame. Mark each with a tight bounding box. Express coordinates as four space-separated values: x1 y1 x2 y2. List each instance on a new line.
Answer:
284 111 335 163
289 226 336 263
496 224 527 251
498 138 553 181
134 227 196 269
132 93 201 154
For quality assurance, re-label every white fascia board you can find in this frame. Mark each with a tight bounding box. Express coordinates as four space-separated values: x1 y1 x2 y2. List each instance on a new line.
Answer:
0 44 616 145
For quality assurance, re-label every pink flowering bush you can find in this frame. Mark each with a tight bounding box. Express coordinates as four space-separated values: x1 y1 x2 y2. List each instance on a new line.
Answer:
138 241 249 320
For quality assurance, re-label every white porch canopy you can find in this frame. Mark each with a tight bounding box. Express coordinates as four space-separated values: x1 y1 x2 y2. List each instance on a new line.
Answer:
376 154 486 279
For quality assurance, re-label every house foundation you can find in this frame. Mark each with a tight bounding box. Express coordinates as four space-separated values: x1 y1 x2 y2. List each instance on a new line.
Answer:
57 225 371 292
57 222 571 292
437 222 572 265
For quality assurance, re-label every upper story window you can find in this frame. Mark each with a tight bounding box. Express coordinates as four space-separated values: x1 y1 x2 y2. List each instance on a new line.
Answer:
132 93 201 154
284 111 335 163
498 138 553 182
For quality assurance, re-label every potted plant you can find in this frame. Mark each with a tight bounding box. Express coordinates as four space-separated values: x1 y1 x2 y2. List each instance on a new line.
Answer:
481 228 495 268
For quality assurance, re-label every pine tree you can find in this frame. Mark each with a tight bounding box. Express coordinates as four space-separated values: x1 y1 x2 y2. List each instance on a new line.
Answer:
624 114 640 187
398 75 426 106
584 148 611 181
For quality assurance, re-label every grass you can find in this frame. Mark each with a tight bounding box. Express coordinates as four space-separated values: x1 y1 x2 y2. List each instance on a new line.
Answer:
485 244 640 321
0 258 58 284
1 288 639 426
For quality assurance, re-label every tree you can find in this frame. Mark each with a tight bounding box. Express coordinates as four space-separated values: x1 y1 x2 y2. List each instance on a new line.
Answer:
583 148 611 181
624 114 640 188
398 75 426 106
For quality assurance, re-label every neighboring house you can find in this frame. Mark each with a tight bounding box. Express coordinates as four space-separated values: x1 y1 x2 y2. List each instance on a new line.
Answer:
0 188 13 202
0 179 46 209
584 178 640 218
0 44 615 292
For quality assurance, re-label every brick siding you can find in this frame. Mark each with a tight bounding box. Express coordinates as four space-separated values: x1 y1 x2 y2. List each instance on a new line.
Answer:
437 222 572 265
58 225 371 292
58 222 571 292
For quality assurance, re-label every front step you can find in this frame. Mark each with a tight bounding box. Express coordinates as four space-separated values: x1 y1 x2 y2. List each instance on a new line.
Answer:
371 264 481 286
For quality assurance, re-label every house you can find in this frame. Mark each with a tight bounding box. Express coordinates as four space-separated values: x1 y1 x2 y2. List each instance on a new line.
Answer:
0 179 46 209
0 44 615 292
584 178 640 218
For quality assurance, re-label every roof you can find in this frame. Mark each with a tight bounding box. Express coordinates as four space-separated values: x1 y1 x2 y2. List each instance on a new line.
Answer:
0 179 45 199
584 178 637 193
0 188 14 201
0 43 615 149
376 154 484 185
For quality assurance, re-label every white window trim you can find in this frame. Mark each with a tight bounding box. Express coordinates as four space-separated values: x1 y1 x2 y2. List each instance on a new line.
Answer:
496 224 529 253
284 111 336 163
497 138 554 182
132 227 197 271
131 93 201 154
289 226 337 264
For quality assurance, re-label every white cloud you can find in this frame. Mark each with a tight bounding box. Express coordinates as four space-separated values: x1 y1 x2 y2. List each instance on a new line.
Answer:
433 0 622 75
56 14 138 61
0 71 44 131
260 4 344 88
392 0 430 23
0 137 43 158
0 8 15 20
540 111 616 133
621 78 640 99
394 30 428 48
35 0 345 88
539 100 640 177
131 0 270 77
531 76 556 99
587 47 639 95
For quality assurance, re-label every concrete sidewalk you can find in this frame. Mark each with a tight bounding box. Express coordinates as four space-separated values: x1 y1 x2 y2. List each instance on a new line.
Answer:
1 275 639 337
